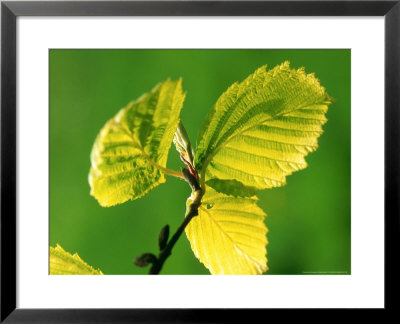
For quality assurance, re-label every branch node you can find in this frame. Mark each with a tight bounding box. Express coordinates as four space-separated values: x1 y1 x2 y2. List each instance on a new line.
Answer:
182 168 201 191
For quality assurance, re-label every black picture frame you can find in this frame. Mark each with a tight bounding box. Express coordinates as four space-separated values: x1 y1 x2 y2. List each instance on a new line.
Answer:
1 0 399 322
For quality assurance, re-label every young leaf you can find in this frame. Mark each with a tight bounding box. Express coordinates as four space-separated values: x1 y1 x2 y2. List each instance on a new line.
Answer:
89 79 186 207
185 187 268 275
195 62 332 192
50 244 103 275
173 121 195 167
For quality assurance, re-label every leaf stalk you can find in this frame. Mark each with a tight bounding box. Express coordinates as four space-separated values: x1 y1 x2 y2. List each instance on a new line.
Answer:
141 149 185 180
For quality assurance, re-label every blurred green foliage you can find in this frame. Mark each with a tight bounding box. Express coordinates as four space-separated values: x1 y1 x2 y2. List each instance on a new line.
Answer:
50 49 350 275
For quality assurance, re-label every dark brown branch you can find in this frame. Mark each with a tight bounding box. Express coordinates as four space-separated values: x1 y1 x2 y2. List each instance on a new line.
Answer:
148 199 201 274
134 167 203 275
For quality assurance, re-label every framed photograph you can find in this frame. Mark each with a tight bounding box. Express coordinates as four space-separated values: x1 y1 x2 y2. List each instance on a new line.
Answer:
1 0 398 321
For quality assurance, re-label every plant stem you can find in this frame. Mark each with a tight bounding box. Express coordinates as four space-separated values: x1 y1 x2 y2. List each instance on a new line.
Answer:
148 202 199 274
148 174 203 275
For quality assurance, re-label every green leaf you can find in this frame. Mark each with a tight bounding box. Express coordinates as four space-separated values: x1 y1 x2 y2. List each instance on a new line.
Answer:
50 244 103 275
185 187 268 274
89 79 186 207
205 178 257 198
195 62 332 190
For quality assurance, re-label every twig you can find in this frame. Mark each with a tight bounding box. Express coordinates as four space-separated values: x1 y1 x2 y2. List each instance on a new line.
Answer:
148 200 200 274
134 168 203 275
149 169 202 274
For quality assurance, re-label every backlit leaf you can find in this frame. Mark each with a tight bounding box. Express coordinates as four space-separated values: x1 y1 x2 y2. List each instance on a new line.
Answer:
195 62 332 190
185 187 268 274
187 62 332 274
89 79 186 207
50 244 103 275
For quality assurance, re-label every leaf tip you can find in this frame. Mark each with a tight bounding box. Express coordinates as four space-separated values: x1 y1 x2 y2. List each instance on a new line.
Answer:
50 244 104 275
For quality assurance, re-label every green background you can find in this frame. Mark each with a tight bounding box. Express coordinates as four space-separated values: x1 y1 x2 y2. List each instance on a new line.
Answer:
50 49 351 275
